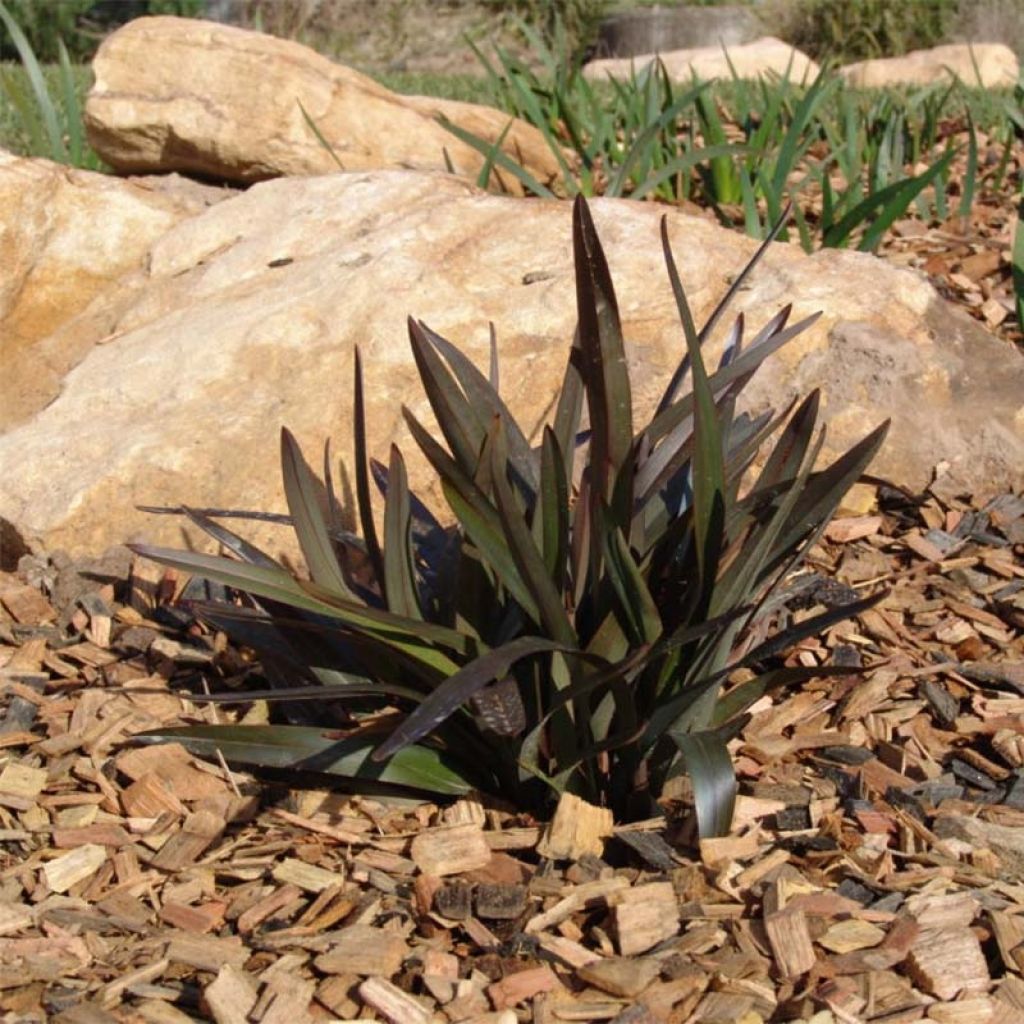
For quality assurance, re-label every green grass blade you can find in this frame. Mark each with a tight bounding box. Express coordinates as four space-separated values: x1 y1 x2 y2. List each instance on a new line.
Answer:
56 37 82 166
417 321 536 493
823 149 955 251
408 319 487 477
0 0 65 161
436 114 557 198
958 110 978 222
1015 192 1024 332
297 98 345 171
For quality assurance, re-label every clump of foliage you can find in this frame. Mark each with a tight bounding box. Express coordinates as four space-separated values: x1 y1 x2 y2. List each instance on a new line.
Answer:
778 0 961 63
0 0 102 168
0 0 203 63
133 197 886 836
447 24 983 253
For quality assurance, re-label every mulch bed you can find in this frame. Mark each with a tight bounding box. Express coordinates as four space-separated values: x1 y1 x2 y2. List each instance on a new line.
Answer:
1 480 1023 1024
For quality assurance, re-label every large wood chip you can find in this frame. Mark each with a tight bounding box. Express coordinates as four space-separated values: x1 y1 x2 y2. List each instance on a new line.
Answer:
151 810 224 871
487 964 562 1009
271 857 345 893
818 918 886 953
610 881 680 956
409 822 491 876
0 762 47 799
763 907 816 978
314 924 408 977
907 927 991 1000
536 792 613 861
0 902 32 936
204 964 258 1024
43 843 107 894
576 956 661 998
166 932 248 972
358 976 434 1024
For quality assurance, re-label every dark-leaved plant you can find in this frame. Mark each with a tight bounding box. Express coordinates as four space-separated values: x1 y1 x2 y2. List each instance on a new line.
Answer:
132 197 887 836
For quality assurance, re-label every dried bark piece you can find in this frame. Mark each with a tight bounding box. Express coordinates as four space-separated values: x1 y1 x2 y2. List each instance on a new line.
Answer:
120 772 187 818
358 976 434 1024
151 811 224 871
314 924 408 977
610 881 680 956
928 997 999 1024
166 933 248 972
0 762 47 800
434 880 473 920
0 902 33 936
409 822 491 877
271 857 344 893
43 843 107 893
536 792 613 861
763 907 816 978
818 918 886 953
487 965 562 1009
907 928 990 1000
260 973 317 1024
475 883 526 920
577 956 661 998
0 584 56 625
204 964 258 1024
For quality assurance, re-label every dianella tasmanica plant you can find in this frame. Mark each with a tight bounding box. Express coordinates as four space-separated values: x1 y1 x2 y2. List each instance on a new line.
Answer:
133 197 888 837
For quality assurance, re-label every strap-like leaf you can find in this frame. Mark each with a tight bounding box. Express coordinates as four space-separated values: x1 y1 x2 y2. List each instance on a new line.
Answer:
489 418 577 647
372 636 567 761
408 319 486 477
670 731 736 837
134 724 479 796
353 349 385 587
281 428 353 599
383 445 423 620
573 196 633 503
417 321 537 493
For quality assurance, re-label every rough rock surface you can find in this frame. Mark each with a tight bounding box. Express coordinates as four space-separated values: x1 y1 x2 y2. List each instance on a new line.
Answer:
584 36 820 84
2 169 1022 558
84 16 564 193
0 150 213 432
840 43 1019 89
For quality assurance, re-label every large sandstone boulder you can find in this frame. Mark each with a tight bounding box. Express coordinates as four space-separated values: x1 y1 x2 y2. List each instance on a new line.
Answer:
584 37 820 84
840 43 1019 89
1 169 1022 559
0 150 215 433
84 17 564 194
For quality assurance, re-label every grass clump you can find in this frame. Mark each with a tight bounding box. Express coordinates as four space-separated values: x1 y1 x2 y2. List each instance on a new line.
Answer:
0 1 102 169
132 197 886 833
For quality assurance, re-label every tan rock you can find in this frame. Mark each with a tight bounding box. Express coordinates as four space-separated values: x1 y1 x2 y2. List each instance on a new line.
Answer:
1 169 1022 560
840 43 1019 89
584 36 819 84
0 150 209 432
84 16 563 193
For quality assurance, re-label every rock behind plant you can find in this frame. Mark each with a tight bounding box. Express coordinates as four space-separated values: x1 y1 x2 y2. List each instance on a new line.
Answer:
1 169 1021 559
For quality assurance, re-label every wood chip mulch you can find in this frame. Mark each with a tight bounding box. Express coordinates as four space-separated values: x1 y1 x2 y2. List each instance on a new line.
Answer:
1 480 1023 1024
